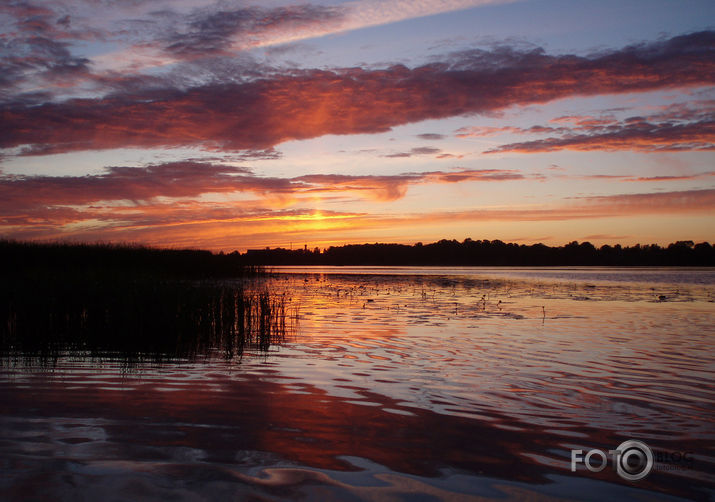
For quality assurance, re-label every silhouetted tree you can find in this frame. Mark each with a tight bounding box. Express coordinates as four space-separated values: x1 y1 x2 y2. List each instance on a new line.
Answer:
241 239 715 266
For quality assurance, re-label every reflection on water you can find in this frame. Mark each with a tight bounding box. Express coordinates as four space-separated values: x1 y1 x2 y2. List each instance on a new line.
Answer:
1 268 713 501
271 265 715 285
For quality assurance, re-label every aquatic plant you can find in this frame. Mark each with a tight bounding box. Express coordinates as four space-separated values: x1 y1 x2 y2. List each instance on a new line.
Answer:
1 276 291 365
0 241 290 366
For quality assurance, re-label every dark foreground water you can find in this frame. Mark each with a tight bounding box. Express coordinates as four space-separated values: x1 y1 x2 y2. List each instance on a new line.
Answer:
1 267 713 501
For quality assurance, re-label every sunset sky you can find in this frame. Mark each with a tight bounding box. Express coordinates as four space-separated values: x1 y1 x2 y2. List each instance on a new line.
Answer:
1 0 713 251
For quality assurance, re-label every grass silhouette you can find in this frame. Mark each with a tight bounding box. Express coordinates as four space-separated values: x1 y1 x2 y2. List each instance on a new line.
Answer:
0 241 290 365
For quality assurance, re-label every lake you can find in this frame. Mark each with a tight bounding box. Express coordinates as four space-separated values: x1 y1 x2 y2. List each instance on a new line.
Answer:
1 267 713 501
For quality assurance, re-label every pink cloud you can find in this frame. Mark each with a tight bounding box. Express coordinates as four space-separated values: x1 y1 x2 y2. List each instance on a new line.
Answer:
2 32 713 156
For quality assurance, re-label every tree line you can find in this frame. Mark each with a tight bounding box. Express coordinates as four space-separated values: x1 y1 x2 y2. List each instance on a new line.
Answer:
242 239 715 266
2 238 713 269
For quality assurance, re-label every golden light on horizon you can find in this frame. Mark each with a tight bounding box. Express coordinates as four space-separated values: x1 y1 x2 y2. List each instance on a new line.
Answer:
0 0 712 250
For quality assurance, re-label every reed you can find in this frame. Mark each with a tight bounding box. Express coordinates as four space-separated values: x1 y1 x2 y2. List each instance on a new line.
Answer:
0 241 290 365
1 277 291 364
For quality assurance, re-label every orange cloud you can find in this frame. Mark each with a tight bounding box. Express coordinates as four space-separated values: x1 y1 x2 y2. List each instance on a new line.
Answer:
2 178 712 249
0 162 527 223
456 125 563 137
2 32 713 156
483 102 715 153
418 189 715 222
621 172 715 182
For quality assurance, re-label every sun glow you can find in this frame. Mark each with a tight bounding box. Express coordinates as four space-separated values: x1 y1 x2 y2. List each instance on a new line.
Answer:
1 0 712 250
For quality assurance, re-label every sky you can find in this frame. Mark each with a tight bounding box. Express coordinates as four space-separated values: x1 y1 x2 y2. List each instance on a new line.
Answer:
1 0 713 251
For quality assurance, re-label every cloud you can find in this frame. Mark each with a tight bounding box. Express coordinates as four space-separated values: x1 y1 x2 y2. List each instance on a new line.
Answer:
486 118 714 153
293 173 415 200
294 168 523 200
2 32 713 156
580 234 630 241
549 115 619 127
157 0 513 55
484 102 715 153
571 189 715 215
0 202 369 249
0 1 106 102
0 162 266 211
161 4 345 57
456 125 564 137
0 154 709 245
0 161 528 246
540 170 715 183
417 133 446 140
192 148 283 162
422 168 524 184
384 146 443 158
79 0 512 77
0 36 91 96
397 189 715 225
4 185 711 249
0 161 526 229
621 172 715 182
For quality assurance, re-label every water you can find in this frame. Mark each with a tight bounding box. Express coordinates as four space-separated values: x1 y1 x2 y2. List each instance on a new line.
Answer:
1 267 713 501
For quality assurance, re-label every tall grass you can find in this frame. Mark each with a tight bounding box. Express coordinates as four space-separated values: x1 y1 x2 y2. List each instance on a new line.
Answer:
1 278 292 364
0 241 291 365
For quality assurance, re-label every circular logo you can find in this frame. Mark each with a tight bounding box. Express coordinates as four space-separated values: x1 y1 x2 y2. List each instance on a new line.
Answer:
615 440 653 481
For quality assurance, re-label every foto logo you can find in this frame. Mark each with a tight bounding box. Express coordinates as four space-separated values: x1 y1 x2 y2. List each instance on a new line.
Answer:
571 440 653 481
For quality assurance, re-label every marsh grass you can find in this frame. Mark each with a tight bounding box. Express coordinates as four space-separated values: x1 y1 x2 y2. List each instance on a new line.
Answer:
0 241 291 366
1 277 292 366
